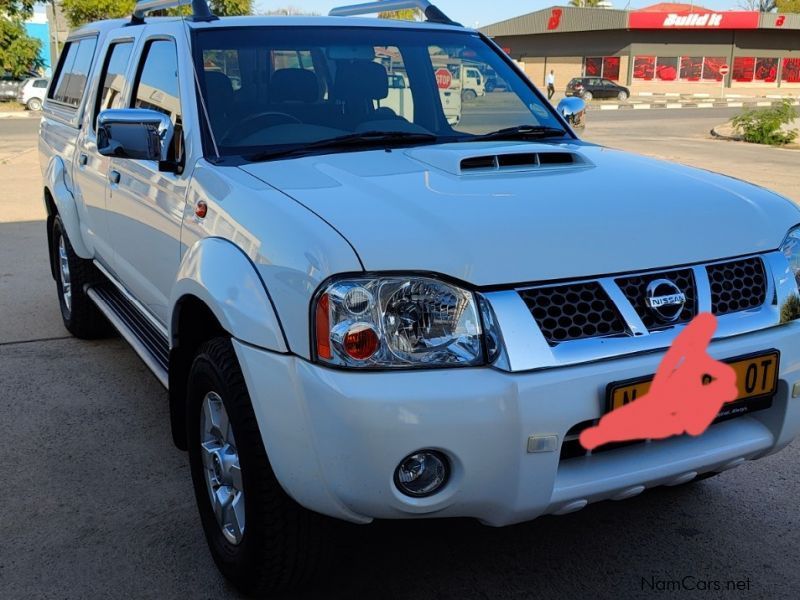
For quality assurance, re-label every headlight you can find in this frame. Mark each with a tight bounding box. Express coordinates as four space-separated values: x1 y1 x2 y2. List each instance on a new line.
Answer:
313 276 497 368
782 225 800 288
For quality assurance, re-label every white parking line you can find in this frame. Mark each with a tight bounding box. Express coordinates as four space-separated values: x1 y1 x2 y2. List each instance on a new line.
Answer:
696 102 714 108
633 104 651 110
726 102 743 107
599 104 620 110
666 103 683 109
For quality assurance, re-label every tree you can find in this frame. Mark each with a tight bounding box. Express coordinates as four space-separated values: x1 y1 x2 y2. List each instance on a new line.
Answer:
259 6 318 16
776 0 800 11
739 0 777 10
0 0 43 77
568 0 605 6
378 8 421 20
61 0 252 27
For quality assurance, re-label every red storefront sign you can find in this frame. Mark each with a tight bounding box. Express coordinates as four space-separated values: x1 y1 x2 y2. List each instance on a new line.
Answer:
629 11 760 30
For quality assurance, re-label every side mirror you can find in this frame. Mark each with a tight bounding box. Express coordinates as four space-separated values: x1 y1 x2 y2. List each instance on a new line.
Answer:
556 96 587 129
97 108 175 163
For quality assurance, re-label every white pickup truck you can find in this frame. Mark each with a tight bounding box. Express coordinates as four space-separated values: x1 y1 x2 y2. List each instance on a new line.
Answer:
39 0 800 595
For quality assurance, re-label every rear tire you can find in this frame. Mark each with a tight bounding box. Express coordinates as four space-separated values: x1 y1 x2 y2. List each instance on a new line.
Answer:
51 216 112 339
187 338 330 596
26 97 42 111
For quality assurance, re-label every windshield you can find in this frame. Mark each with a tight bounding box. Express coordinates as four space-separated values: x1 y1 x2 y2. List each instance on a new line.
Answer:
193 26 566 158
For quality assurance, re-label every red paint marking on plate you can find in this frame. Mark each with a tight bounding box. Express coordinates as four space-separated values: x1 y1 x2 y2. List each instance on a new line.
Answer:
579 312 738 451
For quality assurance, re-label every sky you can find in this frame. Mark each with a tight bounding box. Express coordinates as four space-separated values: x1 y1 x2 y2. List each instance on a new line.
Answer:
253 1 746 29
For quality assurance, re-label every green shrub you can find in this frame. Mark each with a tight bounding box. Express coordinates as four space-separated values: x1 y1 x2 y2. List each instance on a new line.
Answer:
781 294 800 324
731 99 798 146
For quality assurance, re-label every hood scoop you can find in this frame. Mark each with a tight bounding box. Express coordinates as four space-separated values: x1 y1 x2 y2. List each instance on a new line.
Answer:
405 143 591 176
460 151 586 174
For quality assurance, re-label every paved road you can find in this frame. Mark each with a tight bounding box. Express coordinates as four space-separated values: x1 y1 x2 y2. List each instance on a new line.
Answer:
0 117 39 162
2 112 799 599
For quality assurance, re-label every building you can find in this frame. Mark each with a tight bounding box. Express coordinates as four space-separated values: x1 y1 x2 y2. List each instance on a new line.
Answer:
481 4 800 94
24 10 52 76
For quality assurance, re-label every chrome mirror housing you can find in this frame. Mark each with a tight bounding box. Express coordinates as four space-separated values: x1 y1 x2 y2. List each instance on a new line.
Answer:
556 97 586 129
97 108 175 162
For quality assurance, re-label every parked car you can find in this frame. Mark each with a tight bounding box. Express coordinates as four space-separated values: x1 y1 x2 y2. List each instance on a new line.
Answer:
1 70 39 102
17 77 49 111
39 0 800 596
566 76 630 101
482 66 509 92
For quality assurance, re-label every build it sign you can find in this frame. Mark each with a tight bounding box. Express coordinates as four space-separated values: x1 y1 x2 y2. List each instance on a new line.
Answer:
629 11 760 29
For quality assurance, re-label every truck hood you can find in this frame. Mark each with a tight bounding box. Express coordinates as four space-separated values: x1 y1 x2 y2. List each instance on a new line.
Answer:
239 141 799 286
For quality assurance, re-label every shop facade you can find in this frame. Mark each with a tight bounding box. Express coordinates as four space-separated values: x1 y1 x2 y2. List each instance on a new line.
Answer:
481 5 800 94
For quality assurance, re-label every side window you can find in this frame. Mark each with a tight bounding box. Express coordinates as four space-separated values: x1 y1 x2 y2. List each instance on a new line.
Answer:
50 38 98 107
94 41 134 126
34 79 49 88
132 39 181 124
131 39 182 161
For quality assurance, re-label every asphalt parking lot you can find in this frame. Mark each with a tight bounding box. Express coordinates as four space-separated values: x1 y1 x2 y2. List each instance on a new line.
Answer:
2 111 799 599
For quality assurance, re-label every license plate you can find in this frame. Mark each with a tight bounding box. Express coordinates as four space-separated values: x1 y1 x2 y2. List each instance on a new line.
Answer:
606 350 780 420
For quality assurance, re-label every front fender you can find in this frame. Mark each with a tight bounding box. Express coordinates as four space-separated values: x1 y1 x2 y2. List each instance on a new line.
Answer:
43 156 92 258
171 237 289 353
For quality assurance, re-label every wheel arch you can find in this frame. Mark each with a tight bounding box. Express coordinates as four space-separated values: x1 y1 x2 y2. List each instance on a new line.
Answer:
43 156 92 259
168 237 290 449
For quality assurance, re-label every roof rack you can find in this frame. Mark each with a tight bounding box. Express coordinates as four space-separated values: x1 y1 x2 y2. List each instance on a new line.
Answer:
130 0 218 25
329 0 459 26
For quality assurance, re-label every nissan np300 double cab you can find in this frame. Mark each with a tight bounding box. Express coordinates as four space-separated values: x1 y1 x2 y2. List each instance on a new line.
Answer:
39 0 800 595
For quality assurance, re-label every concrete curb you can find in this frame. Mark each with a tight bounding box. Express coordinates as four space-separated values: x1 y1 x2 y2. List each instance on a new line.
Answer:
0 112 38 119
587 98 799 112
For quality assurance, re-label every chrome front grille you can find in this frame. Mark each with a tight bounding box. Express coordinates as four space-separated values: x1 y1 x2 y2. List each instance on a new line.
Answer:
487 251 794 372
707 256 767 315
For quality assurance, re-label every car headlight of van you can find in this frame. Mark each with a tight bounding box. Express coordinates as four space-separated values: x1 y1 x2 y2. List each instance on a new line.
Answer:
782 225 800 288
313 276 499 368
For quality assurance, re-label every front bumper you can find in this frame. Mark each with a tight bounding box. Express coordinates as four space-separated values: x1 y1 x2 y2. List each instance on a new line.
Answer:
233 322 800 526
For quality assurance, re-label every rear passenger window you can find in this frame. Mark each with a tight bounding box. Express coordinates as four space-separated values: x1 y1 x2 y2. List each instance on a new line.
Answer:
94 42 134 126
49 37 98 107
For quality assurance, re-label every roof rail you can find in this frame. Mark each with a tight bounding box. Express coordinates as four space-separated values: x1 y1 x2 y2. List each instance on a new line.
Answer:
329 0 459 26
131 0 218 25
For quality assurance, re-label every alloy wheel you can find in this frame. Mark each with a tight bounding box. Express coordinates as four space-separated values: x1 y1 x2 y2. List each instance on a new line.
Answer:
200 391 245 545
58 236 72 313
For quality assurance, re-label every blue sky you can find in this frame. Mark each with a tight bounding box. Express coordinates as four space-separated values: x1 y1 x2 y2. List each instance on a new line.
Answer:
254 1 743 28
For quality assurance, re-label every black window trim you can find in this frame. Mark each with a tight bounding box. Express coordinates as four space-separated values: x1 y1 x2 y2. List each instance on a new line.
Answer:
91 36 136 132
46 34 99 112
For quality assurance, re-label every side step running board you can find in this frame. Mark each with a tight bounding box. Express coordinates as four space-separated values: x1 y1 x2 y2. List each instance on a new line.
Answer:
86 282 170 388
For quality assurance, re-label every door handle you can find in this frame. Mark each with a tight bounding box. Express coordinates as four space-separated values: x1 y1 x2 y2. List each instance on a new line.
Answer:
109 170 121 185
79 153 88 166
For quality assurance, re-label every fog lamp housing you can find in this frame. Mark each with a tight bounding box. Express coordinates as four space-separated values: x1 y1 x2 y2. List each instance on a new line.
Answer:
394 450 449 498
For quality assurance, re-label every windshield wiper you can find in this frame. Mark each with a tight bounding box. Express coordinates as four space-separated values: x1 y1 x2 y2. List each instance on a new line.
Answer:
247 131 438 161
468 125 568 142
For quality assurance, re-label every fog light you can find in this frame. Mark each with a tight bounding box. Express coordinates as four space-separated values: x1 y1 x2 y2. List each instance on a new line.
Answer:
394 450 449 498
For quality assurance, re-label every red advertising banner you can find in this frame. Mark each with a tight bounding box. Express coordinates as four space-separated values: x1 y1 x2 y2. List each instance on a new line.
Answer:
629 11 760 30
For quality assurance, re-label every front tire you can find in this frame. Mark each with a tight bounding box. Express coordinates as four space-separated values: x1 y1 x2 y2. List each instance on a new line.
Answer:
617 90 629 101
187 338 329 596
582 91 593 101
462 89 477 102
51 216 112 339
